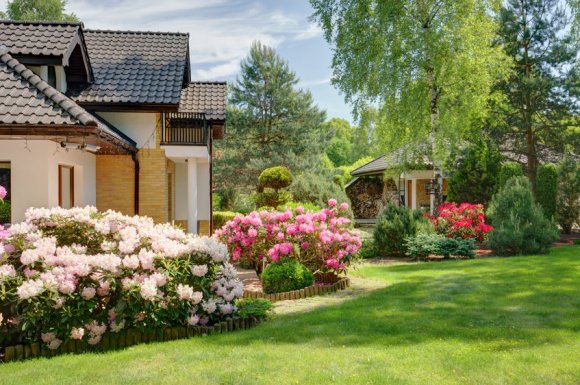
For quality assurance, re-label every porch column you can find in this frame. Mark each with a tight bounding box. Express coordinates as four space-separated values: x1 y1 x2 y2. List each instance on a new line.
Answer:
411 179 417 210
187 158 198 234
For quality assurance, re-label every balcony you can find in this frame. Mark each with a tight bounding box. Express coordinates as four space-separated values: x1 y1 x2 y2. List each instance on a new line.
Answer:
161 112 208 146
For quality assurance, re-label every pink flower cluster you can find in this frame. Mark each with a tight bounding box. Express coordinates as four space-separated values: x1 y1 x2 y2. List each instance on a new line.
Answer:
215 200 361 275
426 202 494 242
0 206 243 350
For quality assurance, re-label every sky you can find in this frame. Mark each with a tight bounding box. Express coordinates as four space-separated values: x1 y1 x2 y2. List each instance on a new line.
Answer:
0 0 354 123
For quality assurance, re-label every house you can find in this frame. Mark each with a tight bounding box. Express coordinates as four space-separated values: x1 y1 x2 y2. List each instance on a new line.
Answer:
0 20 226 234
345 154 448 224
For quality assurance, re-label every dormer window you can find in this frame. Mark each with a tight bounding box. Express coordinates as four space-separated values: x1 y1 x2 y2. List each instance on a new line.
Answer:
47 66 57 88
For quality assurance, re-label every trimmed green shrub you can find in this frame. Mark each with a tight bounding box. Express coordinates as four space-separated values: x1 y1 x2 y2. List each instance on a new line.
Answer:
212 211 239 231
447 139 502 204
536 163 558 219
235 298 273 318
0 200 10 224
556 158 580 234
374 203 418 257
259 166 293 191
278 201 322 212
261 258 315 294
255 191 292 209
499 162 524 187
405 233 476 260
487 176 558 255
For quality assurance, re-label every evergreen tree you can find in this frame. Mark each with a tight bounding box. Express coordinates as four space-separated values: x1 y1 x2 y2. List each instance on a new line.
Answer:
214 42 326 191
493 0 579 190
3 0 78 22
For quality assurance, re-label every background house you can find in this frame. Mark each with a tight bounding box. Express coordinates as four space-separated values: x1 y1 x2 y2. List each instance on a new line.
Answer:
0 20 225 234
346 154 448 224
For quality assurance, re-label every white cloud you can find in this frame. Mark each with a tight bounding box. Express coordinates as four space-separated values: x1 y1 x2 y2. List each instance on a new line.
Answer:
301 77 331 87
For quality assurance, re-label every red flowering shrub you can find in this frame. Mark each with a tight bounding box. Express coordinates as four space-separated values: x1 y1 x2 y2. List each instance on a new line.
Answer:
426 202 493 242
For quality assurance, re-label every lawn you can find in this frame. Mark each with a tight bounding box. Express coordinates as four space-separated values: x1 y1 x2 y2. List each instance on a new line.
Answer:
1 246 579 385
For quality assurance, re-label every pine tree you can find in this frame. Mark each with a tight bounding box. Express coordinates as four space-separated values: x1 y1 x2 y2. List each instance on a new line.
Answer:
214 42 326 191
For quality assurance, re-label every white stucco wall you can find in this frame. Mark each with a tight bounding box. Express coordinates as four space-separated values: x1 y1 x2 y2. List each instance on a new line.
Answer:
174 161 210 222
0 140 95 223
96 112 157 148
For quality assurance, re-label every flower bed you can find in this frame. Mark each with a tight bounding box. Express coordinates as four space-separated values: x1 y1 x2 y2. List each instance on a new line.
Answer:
425 202 493 241
0 207 244 354
215 200 361 276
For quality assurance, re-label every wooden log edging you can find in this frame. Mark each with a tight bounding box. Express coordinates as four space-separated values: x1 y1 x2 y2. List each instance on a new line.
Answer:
1 315 264 363
243 276 351 302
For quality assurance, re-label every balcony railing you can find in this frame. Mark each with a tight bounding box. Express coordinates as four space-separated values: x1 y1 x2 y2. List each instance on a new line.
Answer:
161 112 208 146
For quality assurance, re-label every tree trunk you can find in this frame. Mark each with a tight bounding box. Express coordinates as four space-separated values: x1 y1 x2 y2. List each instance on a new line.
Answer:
521 4 537 191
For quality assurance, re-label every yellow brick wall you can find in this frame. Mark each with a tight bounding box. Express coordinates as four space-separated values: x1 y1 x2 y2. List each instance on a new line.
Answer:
198 220 210 236
96 155 135 216
137 148 168 223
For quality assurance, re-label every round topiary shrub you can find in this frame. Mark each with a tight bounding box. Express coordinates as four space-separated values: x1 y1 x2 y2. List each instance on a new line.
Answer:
374 203 418 257
487 176 558 255
261 258 315 294
259 166 293 191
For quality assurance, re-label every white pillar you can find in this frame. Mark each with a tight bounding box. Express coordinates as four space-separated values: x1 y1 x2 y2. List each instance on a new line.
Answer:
411 179 417 210
187 158 198 234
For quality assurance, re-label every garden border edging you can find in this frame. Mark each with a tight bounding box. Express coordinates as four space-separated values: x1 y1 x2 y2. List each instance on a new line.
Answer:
242 277 351 302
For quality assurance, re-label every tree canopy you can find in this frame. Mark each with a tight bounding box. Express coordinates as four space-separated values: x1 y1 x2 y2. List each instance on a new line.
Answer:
1 0 78 22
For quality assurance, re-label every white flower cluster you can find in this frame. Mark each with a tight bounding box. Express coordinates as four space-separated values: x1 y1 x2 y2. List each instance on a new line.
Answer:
0 206 244 349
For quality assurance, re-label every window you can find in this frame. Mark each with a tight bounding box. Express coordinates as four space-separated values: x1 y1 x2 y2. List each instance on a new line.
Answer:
58 165 74 209
0 162 10 223
47 66 57 88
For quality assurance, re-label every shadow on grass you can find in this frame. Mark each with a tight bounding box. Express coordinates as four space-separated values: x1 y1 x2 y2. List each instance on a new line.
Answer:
210 247 580 350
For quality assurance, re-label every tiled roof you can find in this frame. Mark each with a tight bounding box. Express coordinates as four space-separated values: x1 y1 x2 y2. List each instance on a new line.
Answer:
68 30 190 105
0 20 82 57
0 48 134 148
351 156 389 176
179 82 226 120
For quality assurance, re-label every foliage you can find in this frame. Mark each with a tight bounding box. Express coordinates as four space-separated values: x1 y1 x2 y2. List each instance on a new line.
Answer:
536 163 558 219
261 258 315 294
234 298 273 319
487 176 558 255
4 0 78 21
311 0 510 179
373 204 417 257
446 140 503 204
288 171 352 218
404 233 476 260
216 200 361 275
214 42 326 191
212 211 239 232
556 157 580 233
0 207 242 350
492 0 579 189
499 162 524 187
356 239 378 259
0 200 10 224
278 201 322 213
426 202 494 242
335 156 375 186
255 191 292 210
258 166 293 191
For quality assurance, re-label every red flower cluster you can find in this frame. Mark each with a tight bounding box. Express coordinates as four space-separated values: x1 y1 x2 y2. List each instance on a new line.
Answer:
426 202 493 242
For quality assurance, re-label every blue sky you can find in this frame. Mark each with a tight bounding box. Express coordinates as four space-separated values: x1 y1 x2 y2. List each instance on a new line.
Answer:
0 0 353 122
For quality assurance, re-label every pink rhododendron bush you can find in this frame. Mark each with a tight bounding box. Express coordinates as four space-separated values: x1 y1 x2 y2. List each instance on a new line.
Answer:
426 202 494 242
0 206 243 351
215 199 361 276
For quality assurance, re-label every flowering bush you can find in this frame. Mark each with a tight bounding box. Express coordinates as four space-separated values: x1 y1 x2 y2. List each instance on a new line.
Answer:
426 202 493 242
0 206 243 350
215 199 361 276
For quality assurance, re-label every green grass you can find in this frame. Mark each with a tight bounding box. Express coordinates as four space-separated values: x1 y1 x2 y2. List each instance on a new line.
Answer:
2 246 579 385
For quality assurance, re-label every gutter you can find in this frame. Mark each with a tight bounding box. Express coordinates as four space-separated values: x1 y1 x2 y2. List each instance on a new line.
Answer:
130 151 140 215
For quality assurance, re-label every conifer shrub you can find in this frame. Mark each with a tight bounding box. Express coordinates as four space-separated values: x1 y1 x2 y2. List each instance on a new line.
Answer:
536 163 558 219
487 176 558 255
556 158 580 234
498 162 524 187
374 203 418 257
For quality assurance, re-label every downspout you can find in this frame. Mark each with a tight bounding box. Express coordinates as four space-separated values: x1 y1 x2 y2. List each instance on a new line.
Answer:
208 119 213 234
131 151 140 215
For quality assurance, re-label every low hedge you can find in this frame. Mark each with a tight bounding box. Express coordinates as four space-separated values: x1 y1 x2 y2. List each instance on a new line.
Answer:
261 259 314 294
212 211 239 231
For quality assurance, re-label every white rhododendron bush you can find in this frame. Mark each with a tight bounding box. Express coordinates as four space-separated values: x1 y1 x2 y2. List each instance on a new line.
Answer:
0 207 243 350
